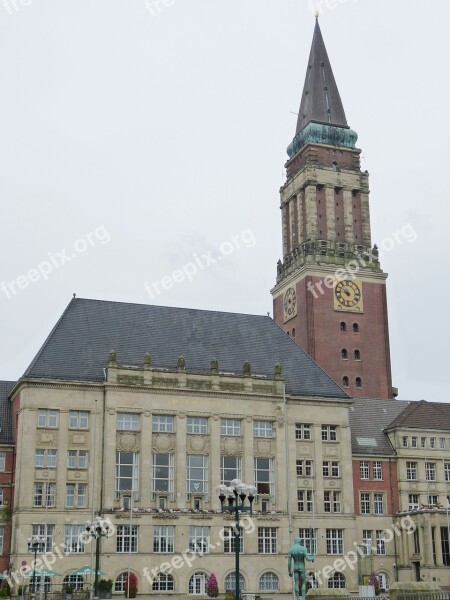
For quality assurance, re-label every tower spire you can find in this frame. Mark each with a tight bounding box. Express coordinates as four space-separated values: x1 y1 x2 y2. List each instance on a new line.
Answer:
296 19 348 134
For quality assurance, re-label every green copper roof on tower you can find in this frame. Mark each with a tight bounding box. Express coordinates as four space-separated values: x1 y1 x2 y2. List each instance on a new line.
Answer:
287 19 357 158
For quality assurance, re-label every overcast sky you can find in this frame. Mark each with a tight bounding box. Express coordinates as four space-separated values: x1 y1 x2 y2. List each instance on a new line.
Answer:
1 0 448 402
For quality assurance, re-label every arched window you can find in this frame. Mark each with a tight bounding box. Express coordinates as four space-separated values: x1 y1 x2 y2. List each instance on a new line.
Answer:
353 323 359 333
340 322 346 332
328 573 345 588
342 376 349 387
189 573 207 595
115 573 128 593
356 377 362 388
63 575 84 591
259 573 279 591
354 349 361 360
225 573 245 593
378 573 389 592
152 574 174 592
341 349 348 359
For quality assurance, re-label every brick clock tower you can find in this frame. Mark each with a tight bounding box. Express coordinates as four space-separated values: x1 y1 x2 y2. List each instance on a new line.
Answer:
271 18 394 399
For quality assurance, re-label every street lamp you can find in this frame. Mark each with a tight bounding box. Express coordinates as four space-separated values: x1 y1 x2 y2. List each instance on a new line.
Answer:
27 536 46 594
86 517 111 597
217 480 256 600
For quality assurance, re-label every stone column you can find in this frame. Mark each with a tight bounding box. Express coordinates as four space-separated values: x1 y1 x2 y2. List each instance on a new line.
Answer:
343 190 354 245
175 414 187 508
360 192 372 247
326 186 336 241
305 185 318 240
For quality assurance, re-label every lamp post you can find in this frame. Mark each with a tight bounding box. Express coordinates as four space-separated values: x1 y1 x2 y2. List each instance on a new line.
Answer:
217 480 256 600
86 517 111 597
27 536 46 595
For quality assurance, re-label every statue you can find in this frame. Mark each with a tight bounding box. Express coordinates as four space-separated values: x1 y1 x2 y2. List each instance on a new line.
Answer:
288 536 314 600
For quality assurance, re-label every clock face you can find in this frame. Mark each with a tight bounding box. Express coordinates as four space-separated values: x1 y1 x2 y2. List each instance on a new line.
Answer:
335 280 362 309
283 287 297 321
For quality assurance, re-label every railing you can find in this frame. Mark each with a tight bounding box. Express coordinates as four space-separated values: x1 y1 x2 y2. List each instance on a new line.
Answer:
398 594 450 600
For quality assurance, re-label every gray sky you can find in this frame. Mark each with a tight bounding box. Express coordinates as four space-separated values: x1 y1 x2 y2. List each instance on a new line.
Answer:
1 0 448 401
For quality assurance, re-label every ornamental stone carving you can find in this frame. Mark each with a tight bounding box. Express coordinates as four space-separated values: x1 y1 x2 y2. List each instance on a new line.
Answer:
152 434 176 453
71 433 86 445
297 445 311 456
221 436 243 456
38 432 55 444
254 439 274 457
187 435 209 454
323 445 338 456
117 432 140 452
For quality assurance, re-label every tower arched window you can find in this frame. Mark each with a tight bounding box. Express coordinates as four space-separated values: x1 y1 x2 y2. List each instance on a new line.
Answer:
328 573 345 589
356 377 362 388
354 349 361 360
341 349 348 359
353 323 359 333
340 322 346 332
342 376 349 387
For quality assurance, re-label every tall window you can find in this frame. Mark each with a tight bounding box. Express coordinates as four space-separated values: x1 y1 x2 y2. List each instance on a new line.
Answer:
324 491 341 513
426 462 436 481
116 525 138 553
430 437 436 449
38 409 59 428
411 436 418 448
0 526 4 554
254 458 274 495
258 527 277 554
115 452 139 494
323 461 339 477
445 463 450 482
32 525 54 552
360 461 369 479
296 460 313 477
0 489 3 506
186 455 208 494
64 525 85 553
428 495 439 507
374 493 384 515
223 526 244 553
152 454 174 496
153 526 174 553
326 529 343 554
35 449 57 468
441 527 450 566
321 425 337 441
297 490 314 513
408 494 419 510
253 421 273 438
189 573 207 595
373 461 382 480
66 483 87 508
152 415 174 432
259 573 279 591
376 530 386 555
362 530 372 555
152 574 174 592
115 574 129 593
406 462 417 480
295 424 311 440
221 456 241 486
360 493 370 514
188 526 210 553
63 576 84 591
298 528 317 554
220 419 241 436
67 450 89 469
0 452 6 471
187 417 208 434
33 483 55 507
116 413 139 431
69 411 89 429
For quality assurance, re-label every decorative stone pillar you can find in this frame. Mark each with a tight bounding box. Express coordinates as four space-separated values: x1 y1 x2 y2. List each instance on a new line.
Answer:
360 192 372 247
343 189 354 245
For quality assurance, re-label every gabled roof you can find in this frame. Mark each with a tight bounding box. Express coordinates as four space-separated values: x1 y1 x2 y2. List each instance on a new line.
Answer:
350 397 409 456
296 19 348 134
23 298 349 400
0 381 15 445
385 400 450 432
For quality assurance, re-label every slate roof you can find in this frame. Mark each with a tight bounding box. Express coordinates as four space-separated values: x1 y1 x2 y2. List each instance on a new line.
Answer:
0 381 15 445
350 397 409 456
296 19 348 134
23 297 349 400
385 400 450 431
